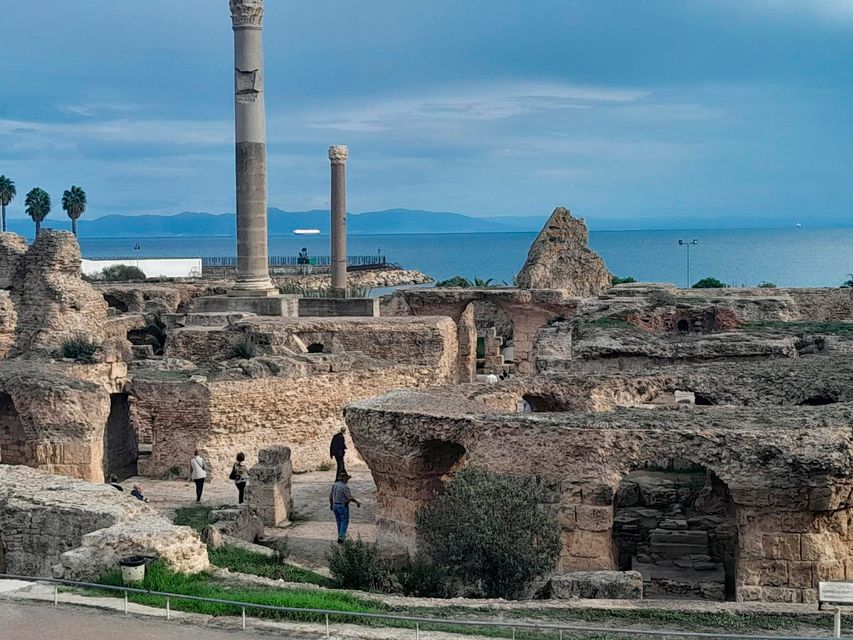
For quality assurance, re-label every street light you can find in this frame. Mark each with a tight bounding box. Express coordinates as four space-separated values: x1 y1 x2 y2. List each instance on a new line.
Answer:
678 239 698 288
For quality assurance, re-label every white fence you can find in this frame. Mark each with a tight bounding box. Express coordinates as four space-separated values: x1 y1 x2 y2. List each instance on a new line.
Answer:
81 258 202 279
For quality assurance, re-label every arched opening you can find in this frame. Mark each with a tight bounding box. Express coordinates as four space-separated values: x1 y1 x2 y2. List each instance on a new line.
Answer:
676 319 690 332
103 294 129 313
103 393 137 481
0 392 29 465
797 395 837 406
418 439 466 495
694 393 716 406
306 343 325 354
613 460 738 601
473 301 513 376
522 394 564 412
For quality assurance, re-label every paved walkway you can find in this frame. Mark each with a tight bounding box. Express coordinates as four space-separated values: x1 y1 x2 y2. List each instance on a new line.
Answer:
124 466 377 569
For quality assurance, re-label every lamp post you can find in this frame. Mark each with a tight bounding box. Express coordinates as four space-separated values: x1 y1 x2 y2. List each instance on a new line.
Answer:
678 239 698 288
133 241 141 270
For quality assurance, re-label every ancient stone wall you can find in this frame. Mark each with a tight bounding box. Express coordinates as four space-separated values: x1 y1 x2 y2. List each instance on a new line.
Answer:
346 361 853 603
0 464 207 578
131 361 454 478
785 288 853 321
0 364 111 480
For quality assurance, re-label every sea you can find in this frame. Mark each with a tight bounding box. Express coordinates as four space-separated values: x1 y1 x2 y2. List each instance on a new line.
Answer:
78 227 853 289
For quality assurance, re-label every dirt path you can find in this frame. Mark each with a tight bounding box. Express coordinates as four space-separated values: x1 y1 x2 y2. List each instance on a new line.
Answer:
127 465 377 569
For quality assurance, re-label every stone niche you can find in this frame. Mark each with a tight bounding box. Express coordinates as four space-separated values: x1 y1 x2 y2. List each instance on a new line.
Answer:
346 362 853 604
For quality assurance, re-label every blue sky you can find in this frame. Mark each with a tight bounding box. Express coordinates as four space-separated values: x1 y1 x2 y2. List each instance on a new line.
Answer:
2 0 853 226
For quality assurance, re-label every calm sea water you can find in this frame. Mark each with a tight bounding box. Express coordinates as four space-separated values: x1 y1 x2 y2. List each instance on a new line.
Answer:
78 227 853 288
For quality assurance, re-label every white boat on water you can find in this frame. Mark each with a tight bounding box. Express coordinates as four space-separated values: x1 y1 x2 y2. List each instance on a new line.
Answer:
293 228 321 235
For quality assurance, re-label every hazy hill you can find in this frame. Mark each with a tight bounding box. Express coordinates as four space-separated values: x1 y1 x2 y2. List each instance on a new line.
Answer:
4 208 547 238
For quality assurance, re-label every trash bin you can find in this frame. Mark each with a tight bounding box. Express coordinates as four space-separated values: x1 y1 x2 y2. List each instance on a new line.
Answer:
119 556 146 584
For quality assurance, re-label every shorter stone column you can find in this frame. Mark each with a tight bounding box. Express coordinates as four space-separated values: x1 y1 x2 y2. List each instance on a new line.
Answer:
246 446 293 526
328 145 348 297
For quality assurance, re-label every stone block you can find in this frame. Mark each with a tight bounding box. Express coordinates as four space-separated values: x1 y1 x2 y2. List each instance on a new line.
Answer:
788 562 814 589
739 560 788 587
761 587 801 603
193 294 299 316
298 297 379 318
568 530 614 560
575 505 612 532
551 570 643 600
815 561 846 582
762 533 801 561
801 533 847 561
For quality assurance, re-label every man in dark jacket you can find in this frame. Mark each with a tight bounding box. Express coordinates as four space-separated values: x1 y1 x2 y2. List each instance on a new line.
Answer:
330 426 347 476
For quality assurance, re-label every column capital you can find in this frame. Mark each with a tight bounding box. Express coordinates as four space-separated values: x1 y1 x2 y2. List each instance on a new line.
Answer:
230 0 263 29
328 145 349 165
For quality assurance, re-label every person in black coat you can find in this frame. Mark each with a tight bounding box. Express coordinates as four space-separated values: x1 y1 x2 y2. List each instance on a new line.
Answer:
330 426 347 475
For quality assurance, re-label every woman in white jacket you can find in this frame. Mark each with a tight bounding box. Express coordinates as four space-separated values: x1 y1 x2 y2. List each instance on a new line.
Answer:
189 450 207 502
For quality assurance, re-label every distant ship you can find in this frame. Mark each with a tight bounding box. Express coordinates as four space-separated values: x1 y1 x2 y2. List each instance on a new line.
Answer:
293 228 321 235
795 222 802 228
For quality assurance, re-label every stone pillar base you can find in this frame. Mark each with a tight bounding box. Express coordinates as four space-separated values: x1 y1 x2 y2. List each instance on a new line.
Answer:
192 294 299 316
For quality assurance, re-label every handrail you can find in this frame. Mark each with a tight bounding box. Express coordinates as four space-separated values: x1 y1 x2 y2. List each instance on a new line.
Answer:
0 573 840 639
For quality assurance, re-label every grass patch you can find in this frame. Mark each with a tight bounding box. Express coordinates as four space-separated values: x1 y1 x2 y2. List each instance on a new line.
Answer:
208 545 334 587
744 320 853 340
173 504 223 532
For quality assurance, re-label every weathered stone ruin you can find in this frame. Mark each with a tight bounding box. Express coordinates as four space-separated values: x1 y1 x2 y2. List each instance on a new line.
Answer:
247 445 293 527
0 464 207 578
516 207 611 295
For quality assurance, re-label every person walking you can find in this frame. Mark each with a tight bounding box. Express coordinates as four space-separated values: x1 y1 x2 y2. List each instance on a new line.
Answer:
330 426 347 476
189 450 207 502
230 452 249 504
329 472 360 543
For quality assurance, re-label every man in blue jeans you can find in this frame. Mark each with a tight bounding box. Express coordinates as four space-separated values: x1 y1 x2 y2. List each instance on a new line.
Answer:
329 473 361 543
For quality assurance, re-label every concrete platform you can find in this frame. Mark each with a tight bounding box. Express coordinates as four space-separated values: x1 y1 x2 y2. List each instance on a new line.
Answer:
192 295 299 317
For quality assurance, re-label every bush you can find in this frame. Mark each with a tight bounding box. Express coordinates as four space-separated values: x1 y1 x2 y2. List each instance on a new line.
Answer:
328 539 391 592
60 334 101 363
100 264 146 281
692 277 728 289
416 466 561 599
842 274 853 288
229 335 257 359
611 275 637 285
757 281 777 288
435 275 472 288
395 557 449 597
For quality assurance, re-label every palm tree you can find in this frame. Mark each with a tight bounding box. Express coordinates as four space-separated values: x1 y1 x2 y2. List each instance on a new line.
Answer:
0 175 15 233
24 187 51 236
61 185 87 236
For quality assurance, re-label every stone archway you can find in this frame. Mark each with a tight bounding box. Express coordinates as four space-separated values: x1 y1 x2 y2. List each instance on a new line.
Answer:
613 460 738 601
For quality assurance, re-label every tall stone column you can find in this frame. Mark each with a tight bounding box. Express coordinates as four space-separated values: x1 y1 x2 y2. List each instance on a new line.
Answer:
328 145 348 297
229 0 275 296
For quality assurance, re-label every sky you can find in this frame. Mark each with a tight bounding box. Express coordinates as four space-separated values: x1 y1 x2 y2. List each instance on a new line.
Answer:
2 0 853 226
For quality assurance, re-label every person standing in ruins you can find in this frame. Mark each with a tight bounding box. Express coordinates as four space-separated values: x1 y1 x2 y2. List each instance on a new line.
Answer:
329 472 360 543
189 450 208 503
330 426 348 476
230 452 249 504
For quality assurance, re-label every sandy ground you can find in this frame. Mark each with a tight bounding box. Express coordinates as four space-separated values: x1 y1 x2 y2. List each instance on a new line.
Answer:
125 465 377 569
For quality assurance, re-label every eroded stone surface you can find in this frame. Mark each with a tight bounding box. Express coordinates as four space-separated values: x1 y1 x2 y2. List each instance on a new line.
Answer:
0 464 207 578
516 208 611 295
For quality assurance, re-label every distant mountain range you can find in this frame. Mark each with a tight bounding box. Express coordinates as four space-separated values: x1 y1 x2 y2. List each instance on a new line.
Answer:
3 208 548 238
3 207 848 238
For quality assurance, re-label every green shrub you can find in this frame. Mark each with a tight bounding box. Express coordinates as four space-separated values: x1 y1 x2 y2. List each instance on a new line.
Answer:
328 539 391 592
229 335 257 359
757 281 777 288
416 466 561 599
60 334 101 363
395 557 449 598
842 274 853 288
100 264 146 281
435 275 473 288
611 275 637 285
692 277 728 289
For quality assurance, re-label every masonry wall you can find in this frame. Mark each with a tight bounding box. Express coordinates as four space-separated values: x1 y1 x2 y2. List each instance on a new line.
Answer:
132 363 455 478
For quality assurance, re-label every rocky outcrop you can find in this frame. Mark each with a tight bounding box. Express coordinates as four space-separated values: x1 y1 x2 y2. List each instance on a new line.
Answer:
550 571 643 600
0 464 208 579
516 208 611 295
0 233 27 289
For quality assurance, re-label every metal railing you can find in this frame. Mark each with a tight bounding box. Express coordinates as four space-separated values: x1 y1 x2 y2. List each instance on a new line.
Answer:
201 255 387 267
0 573 844 639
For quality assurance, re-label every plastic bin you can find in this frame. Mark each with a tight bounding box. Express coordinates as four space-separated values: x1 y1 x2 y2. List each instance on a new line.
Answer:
118 555 146 584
